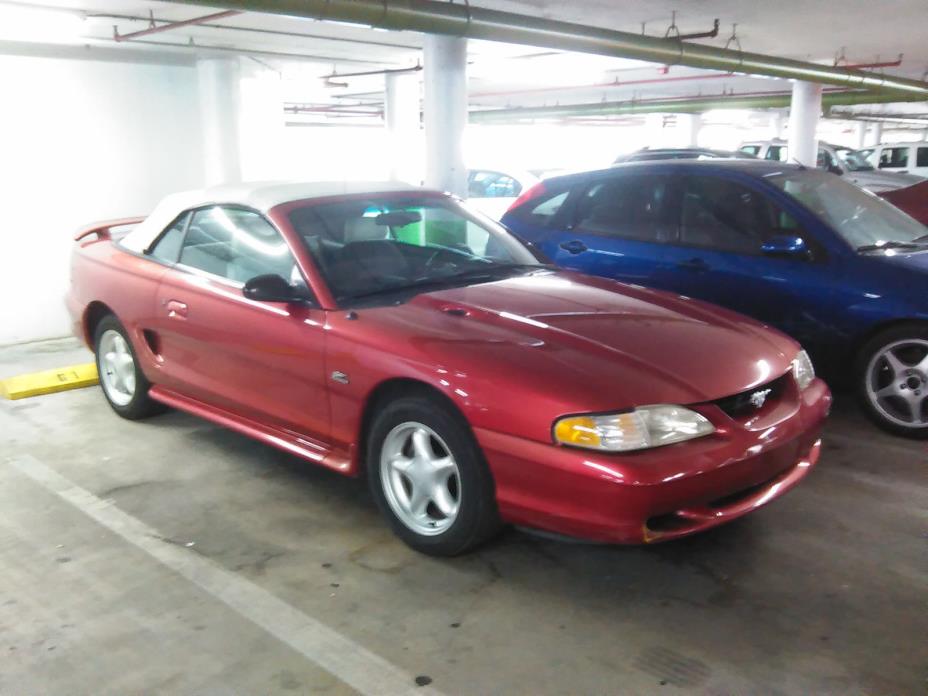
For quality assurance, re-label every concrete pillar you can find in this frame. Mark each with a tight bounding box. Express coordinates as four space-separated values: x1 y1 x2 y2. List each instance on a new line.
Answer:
198 57 242 185
678 113 701 147
423 35 467 196
786 81 822 166
385 71 421 184
868 121 883 147
855 121 867 149
770 111 786 140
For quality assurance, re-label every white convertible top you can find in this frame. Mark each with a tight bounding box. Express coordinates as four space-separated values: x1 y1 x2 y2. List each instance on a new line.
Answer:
120 180 422 253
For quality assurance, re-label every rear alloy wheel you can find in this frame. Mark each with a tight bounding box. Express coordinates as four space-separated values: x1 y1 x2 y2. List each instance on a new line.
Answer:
367 395 500 555
858 325 928 438
93 315 159 420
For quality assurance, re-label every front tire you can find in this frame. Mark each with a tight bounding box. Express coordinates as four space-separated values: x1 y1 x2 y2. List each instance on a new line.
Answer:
93 315 159 420
366 394 501 556
857 324 928 438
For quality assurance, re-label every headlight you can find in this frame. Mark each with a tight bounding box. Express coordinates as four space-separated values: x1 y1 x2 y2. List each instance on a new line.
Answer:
791 350 815 390
553 405 715 452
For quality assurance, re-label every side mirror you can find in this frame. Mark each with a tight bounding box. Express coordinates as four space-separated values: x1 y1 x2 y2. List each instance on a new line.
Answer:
827 163 843 175
761 234 809 258
243 274 306 303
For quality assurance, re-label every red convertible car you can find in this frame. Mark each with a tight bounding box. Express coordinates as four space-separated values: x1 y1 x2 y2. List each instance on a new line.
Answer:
67 182 831 555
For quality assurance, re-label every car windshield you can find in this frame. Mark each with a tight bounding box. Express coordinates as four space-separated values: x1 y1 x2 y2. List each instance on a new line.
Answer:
767 169 928 251
287 195 542 304
833 147 875 172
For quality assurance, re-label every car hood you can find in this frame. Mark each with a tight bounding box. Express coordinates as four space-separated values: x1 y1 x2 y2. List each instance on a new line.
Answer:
362 271 798 411
866 248 928 273
848 170 923 191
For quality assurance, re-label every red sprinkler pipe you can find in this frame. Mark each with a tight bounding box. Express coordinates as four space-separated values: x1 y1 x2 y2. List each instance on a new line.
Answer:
114 10 243 42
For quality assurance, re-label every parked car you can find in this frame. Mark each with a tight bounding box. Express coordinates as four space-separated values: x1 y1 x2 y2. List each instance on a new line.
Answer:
67 181 830 554
859 141 928 178
615 147 756 163
466 167 539 219
739 139 920 192
503 160 928 437
879 180 928 226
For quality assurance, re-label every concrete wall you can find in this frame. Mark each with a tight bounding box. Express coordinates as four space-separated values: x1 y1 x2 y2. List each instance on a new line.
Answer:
0 55 204 345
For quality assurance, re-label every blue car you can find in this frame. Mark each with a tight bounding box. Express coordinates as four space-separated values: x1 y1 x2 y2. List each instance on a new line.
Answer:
502 160 928 437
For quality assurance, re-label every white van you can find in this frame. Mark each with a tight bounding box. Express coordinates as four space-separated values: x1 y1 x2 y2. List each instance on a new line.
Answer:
739 139 921 192
858 142 928 179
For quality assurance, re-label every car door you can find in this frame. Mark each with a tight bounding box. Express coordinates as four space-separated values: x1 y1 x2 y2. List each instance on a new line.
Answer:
655 173 839 350
147 204 330 441
536 172 676 284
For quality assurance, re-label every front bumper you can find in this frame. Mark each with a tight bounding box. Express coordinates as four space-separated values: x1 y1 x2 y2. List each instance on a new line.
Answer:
475 377 831 544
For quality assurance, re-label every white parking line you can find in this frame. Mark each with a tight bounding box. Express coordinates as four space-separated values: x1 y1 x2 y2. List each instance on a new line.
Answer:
8 454 444 696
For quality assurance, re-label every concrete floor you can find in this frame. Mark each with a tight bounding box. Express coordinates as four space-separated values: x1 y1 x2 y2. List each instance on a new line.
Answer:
1 338 925 695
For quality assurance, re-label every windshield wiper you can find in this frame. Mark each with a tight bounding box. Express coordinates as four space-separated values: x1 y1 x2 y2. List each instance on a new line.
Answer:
342 264 545 303
856 241 924 252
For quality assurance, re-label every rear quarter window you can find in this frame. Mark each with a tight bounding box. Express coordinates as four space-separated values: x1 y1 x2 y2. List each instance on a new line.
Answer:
508 189 569 226
917 147 928 168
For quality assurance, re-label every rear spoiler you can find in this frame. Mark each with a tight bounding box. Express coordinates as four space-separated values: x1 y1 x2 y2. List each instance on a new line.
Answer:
73 216 146 242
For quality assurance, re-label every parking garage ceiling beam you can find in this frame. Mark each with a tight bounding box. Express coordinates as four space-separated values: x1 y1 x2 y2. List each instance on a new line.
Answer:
166 0 928 97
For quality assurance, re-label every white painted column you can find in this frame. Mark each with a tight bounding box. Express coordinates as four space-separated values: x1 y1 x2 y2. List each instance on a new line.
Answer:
197 57 242 185
385 71 421 184
770 111 786 140
868 121 883 147
678 113 701 147
786 81 822 166
855 121 867 149
423 35 467 196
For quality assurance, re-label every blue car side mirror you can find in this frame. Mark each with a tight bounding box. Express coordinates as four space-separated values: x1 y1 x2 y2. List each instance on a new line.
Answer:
761 234 808 257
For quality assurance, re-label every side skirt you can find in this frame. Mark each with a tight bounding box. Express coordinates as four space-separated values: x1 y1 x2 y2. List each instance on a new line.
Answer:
149 386 354 475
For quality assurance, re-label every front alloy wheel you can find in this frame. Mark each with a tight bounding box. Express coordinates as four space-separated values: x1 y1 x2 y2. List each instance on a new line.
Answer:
367 394 500 555
859 326 928 437
380 423 461 536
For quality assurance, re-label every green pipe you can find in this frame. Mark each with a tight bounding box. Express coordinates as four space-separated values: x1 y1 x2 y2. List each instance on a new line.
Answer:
469 91 928 123
167 0 928 96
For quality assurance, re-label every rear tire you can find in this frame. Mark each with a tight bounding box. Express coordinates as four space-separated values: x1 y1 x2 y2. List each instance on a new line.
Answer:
366 394 501 556
856 323 928 438
93 315 160 420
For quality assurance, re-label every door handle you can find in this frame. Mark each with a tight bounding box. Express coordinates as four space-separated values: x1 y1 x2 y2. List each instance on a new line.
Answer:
559 239 588 255
676 258 709 272
165 300 188 318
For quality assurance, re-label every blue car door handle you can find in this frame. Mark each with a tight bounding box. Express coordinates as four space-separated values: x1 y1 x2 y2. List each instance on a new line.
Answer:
559 239 588 254
676 257 710 272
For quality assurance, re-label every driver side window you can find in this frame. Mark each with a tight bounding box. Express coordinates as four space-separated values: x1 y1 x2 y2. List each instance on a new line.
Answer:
178 206 301 285
680 176 800 255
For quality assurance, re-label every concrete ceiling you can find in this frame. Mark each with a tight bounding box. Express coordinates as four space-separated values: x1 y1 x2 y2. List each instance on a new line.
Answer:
2 0 925 122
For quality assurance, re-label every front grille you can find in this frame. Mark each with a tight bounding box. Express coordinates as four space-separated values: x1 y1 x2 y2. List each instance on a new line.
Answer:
714 373 789 418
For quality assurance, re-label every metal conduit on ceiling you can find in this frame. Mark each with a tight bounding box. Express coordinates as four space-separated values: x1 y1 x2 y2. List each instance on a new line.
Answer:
165 0 928 97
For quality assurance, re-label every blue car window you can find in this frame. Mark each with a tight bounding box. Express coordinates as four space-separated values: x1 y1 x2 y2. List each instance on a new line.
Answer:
574 175 671 242
680 177 794 255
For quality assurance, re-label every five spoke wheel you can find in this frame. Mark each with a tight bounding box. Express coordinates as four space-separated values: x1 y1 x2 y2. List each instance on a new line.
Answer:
98 328 137 407
865 338 928 428
380 422 461 536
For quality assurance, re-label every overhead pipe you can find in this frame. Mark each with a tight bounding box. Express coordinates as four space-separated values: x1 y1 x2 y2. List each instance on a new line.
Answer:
114 10 242 42
322 64 422 80
472 71 734 99
469 90 925 123
92 12 422 50
165 0 928 96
